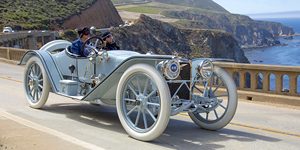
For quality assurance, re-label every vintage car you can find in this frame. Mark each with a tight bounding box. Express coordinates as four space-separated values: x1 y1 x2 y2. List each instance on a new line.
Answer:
2 26 13 33
19 36 237 141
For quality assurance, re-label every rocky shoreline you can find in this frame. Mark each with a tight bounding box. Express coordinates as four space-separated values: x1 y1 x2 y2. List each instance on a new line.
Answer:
241 42 288 50
241 34 300 49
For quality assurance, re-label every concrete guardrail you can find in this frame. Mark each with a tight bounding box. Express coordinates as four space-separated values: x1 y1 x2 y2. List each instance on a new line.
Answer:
0 47 28 62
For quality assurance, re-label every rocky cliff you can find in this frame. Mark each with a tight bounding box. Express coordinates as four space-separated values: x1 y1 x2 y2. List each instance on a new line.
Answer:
111 15 249 63
163 10 295 48
62 0 123 29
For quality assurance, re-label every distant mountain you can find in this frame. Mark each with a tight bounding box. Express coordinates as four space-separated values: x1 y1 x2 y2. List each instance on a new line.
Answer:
249 11 300 19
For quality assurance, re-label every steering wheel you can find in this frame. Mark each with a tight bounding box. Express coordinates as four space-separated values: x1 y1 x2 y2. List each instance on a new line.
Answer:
81 36 104 57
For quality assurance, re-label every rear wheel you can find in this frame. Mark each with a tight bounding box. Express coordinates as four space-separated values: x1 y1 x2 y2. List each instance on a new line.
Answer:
116 64 171 141
24 56 50 109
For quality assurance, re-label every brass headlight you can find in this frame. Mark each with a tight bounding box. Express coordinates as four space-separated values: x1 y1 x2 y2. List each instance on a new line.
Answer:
197 59 213 80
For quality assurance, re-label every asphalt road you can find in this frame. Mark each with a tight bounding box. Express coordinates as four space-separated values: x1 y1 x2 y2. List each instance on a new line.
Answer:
0 62 300 150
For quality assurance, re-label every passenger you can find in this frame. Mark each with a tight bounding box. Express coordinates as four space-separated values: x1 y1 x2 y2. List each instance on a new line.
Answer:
101 31 120 50
71 27 91 57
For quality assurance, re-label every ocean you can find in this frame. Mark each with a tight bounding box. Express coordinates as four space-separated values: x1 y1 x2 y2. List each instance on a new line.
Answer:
244 18 300 66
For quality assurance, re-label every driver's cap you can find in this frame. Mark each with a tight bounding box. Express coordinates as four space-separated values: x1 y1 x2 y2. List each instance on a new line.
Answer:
77 27 90 37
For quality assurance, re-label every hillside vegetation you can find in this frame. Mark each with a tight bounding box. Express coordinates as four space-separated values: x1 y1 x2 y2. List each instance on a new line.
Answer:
0 0 96 29
114 0 227 13
153 0 228 13
112 0 146 4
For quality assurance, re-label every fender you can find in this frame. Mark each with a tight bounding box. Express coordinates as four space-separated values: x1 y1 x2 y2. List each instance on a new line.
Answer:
19 40 72 93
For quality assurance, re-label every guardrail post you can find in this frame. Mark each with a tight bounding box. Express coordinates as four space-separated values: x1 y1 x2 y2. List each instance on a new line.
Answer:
262 72 270 92
42 36 45 45
239 71 245 90
250 71 257 90
275 73 283 93
289 73 297 95
6 47 11 60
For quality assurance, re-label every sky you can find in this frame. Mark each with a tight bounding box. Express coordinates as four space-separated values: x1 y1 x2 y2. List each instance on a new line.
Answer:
212 0 300 14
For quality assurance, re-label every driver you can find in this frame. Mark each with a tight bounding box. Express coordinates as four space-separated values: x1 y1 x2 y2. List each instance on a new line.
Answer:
71 27 92 57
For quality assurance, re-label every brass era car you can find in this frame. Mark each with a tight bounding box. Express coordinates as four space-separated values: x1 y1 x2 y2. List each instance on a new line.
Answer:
20 36 237 141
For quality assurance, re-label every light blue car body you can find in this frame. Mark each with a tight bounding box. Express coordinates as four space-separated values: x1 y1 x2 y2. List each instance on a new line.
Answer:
20 40 176 105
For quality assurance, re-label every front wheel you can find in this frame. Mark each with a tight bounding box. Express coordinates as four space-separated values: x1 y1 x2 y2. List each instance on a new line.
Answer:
116 64 171 141
24 56 51 109
189 66 237 130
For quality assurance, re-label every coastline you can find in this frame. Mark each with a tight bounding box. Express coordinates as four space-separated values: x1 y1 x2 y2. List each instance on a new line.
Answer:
243 35 300 66
242 34 299 50
241 43 286 50
277 33 300 37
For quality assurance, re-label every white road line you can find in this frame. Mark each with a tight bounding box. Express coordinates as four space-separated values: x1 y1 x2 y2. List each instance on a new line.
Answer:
0 76 22 83
0 109 106 150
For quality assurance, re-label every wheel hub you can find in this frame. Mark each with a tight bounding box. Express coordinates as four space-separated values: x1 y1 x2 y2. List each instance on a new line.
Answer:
29 76 39 87
33 76 39 87
137 94 147 109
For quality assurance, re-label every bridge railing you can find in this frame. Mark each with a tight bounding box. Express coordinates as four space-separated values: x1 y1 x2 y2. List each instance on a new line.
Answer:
214 62 300 96
0 47 28 61
214 62 300 105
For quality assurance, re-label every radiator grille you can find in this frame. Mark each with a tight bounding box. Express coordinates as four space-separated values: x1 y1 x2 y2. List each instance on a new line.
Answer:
168 62 191 100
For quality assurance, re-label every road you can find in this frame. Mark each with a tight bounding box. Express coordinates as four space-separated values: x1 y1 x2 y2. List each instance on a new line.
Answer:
0 62 300 150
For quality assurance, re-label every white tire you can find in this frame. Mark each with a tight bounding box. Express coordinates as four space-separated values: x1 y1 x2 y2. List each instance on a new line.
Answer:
24 56 51 109
116 64 171 141
188 66 237 130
